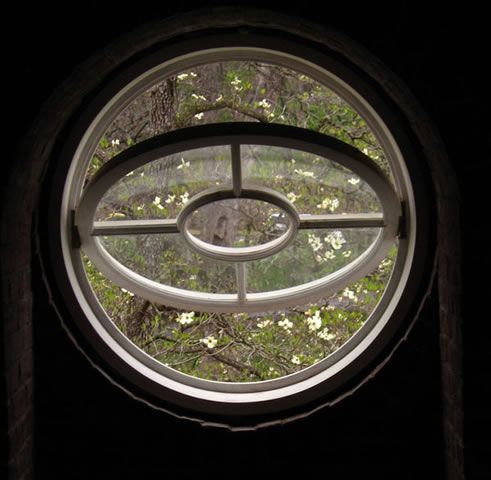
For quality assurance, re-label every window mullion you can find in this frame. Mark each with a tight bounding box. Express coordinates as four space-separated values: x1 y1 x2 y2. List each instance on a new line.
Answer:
298 213 385 230
231 143 242 197
91 219 179 236
236 262 247 303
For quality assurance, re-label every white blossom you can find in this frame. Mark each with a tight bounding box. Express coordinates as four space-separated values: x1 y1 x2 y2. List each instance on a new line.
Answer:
316 249 336 263
230 76 242 91
176 311 195 325
308 234 323 252
291 355 301 365
191 93 207 102
177 73 189 80
380 258 393 268
257 319 272 329
176 157 191 170
316 197 340 212
318 328 336 341
287 192 299 203
343 288 358 302
294 168 315 178
258 98 272 109
306 310 322 331
194 112 204 120
278 318 293 331
215 94 223 102
111 138 120 146
324 230 346 250
342 250 352 258
348 177 360 185
152 196 164 210
165 194 176 204
120 287 134 297
179 191 190 205
200 335 218 349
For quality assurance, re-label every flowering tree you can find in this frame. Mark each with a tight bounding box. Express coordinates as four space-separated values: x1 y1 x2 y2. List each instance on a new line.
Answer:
84 61 396 382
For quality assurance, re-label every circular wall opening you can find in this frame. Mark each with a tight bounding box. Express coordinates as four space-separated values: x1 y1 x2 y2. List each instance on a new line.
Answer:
40 16 434 423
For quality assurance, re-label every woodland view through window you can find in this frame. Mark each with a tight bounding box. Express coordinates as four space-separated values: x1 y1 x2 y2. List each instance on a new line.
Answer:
56 41 421 412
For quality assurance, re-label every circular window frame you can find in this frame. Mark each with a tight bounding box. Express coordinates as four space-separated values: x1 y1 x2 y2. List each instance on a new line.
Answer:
42 24 434 421
76 122 400 313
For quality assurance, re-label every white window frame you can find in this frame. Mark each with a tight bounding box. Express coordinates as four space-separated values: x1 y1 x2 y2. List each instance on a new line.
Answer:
47 34 430 417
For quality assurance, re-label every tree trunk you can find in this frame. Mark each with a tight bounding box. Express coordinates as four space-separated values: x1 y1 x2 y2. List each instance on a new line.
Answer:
149 77 177 191
150 77 177 134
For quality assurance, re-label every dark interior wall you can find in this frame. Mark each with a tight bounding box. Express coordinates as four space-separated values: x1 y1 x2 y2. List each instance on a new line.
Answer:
1 2 488 479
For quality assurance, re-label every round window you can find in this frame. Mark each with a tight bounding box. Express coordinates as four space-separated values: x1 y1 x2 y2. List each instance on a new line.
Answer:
44 24 433 422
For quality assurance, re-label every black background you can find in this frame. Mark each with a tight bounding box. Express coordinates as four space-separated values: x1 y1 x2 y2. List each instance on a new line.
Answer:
3 2 489 479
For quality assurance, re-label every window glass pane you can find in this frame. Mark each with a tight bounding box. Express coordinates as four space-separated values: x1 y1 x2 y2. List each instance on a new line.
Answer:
247 228 381 292
98 233 237 294
185 198 291 248
94 146 231 222
242 145 381 215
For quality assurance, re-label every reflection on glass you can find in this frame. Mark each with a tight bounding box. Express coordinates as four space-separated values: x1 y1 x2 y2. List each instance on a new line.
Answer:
242 145 382 215
95 146 231 222
99 233 237 294
247 228 380 292
185 198 290 248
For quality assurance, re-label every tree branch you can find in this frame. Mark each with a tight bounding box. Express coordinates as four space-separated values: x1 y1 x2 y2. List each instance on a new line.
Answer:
176 100 270 127
212 352 263 379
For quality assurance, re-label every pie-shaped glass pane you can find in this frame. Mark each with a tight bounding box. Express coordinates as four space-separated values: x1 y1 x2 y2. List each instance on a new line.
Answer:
99 233 237 294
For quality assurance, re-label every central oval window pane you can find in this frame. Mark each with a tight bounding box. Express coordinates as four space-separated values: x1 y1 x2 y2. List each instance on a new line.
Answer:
185 198 291 248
